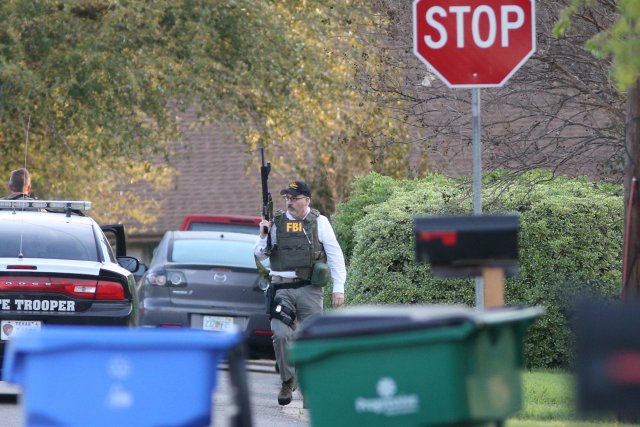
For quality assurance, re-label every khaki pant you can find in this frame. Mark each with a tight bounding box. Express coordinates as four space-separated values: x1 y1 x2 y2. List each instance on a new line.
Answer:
271 285 323 382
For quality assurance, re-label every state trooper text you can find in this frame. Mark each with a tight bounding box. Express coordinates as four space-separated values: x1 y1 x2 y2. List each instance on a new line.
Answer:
0 299 76 311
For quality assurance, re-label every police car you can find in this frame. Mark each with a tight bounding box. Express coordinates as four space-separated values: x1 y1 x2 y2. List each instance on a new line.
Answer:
0 200 140 371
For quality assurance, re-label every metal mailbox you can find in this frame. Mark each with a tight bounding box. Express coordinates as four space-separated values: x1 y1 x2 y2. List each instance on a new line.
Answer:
414 215 519 278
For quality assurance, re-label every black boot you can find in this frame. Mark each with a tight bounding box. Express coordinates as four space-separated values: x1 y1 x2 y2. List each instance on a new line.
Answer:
277 377 297 406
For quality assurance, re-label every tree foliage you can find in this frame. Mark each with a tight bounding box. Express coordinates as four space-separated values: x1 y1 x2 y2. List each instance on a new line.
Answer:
0 1 411 224
557 0 640 92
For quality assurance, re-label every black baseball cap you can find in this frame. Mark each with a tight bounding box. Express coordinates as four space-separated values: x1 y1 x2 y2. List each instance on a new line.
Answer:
280 181 311 198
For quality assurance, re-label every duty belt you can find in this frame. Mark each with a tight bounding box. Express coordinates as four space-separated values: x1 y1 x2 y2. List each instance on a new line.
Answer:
271 276 304 284
270 276 310 289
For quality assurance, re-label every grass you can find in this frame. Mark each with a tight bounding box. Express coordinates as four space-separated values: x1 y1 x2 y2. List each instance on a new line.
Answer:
507 370 640 427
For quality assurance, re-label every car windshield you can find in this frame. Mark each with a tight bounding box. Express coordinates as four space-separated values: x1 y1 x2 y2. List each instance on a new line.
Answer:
170 239 264 269
0 220 98 261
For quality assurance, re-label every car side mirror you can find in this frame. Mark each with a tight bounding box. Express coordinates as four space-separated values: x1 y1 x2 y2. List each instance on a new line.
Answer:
117 256 140 273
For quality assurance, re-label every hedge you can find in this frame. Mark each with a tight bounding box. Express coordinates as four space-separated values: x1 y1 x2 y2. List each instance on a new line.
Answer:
332 171 623 369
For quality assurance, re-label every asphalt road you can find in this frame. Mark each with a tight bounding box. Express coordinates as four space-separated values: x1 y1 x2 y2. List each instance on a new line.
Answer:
0 359 310 427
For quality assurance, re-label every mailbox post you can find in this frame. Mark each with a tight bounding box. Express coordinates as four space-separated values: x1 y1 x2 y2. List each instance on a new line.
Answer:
482 267 505 307
414 214 519 307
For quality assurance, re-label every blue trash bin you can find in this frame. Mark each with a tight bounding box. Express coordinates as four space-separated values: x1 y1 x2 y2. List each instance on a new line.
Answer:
2 326 244 427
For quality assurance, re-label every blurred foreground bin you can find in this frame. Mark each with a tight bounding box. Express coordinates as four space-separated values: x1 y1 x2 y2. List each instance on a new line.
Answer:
2 326 249 427
289 305 543 427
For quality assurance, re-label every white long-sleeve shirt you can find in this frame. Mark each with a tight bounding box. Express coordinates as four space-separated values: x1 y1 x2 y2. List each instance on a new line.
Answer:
254 209 347 294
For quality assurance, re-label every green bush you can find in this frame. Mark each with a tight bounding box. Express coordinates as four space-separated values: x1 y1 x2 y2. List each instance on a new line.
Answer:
333 172 411 260
335 170 623 369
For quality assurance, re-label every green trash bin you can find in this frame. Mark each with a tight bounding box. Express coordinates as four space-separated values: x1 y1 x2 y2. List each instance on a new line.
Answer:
289 305 543 427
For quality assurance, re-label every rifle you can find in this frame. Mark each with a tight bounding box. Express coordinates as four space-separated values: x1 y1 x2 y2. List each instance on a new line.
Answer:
257 148 274 316
259 147 273 251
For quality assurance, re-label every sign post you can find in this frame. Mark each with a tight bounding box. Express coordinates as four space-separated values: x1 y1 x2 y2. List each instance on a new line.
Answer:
413 0 535 307
471 88 483 307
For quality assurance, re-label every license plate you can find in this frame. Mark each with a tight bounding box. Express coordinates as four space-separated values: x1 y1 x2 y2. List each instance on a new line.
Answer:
202 316 235 332
1 320 42 341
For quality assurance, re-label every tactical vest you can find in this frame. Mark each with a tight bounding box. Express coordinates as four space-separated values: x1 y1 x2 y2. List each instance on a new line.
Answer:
269 209 327 280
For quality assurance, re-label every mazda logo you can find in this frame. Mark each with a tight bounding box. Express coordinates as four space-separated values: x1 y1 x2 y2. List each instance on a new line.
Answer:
213 273 227 282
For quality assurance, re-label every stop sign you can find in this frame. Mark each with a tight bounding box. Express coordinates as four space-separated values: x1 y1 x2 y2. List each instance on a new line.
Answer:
413 0 536 88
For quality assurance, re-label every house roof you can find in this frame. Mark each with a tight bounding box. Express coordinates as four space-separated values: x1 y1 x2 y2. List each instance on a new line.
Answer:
131 109 287 241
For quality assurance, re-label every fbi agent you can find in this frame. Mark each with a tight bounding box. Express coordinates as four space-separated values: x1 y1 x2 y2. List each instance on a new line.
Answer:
254 180 346 406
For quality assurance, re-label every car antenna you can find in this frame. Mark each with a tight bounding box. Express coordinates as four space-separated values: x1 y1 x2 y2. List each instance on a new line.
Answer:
24 115 30 174
17 115 31 259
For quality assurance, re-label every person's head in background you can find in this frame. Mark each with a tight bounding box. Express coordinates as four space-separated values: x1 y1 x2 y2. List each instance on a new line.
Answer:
7 168 31 197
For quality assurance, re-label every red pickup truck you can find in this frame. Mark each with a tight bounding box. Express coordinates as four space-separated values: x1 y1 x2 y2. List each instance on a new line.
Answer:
179 215 261 234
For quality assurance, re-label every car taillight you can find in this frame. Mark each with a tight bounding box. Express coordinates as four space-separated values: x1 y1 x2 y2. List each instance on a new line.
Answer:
95 280 125 300
0 276 125 300
145 270 186 287
65 279 125 300
145 271 167 286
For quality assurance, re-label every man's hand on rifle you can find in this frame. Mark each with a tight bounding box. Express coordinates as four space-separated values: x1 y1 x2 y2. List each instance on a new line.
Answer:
259 218 271 239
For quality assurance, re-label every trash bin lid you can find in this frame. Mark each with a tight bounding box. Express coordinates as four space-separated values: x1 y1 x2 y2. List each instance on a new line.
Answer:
296 305 475 340
3 326 243 353
295 305 545 341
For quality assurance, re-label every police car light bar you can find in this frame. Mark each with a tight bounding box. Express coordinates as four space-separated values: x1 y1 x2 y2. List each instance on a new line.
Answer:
0 200 92 211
